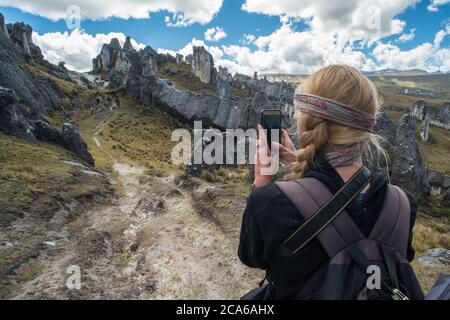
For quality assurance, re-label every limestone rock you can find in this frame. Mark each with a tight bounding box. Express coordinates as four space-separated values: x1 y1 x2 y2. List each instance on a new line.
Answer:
33 120 62 144
417 248 450 267
0 86 35 142
390 113 429 200
420 113 430 141
123 36 134 52
61 123 95 166
175 53 183 64
411 100 450 130
191 46 216 84
184 54 193 64
216 79 231 99
141 46 157 76
218 66 232 81
0 13 9 39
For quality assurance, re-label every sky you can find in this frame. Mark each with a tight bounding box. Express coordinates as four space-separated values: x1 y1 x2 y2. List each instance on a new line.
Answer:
0 0 449 75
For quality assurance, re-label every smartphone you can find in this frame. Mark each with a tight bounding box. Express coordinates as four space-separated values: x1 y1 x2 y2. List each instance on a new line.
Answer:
260 109 282 150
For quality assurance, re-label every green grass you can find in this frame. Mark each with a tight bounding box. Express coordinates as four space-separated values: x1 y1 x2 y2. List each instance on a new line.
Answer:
156 62 217 95
416 125 450 175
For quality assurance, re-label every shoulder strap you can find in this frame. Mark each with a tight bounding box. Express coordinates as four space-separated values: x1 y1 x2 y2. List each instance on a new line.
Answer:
275 166 371 257
369 185 410 256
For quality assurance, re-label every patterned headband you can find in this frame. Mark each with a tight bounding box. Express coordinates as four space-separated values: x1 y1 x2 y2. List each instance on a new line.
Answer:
294 93 376 132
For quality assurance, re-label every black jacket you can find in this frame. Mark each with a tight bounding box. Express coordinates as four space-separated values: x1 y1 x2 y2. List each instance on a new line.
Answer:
238 154 417 299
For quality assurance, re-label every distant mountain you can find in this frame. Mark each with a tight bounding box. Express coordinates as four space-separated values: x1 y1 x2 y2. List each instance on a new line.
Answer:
364 69 430 76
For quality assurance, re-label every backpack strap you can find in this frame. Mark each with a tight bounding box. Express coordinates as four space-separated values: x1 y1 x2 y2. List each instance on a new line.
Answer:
369 185 411 257
275 177 366 258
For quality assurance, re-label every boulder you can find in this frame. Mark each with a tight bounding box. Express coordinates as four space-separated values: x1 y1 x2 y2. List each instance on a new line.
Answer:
33 120 62 144
0 86 35 142
417 248 450 267
61 123 95 166
191 46 216 84
390 113 429 200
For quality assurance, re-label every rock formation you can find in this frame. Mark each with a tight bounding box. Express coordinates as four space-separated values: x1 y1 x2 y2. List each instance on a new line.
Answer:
0 86 35 142
184 54 193 64
218 66 232 81
61 123 95 166
0 12 9 39
176 53 183 64
390 113 429 200
216 79 231 100
411 100 450 130
428 170 450 201
420 112 430 141
191 46 216 84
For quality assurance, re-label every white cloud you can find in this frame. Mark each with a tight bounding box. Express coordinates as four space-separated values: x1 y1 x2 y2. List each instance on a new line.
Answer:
427 0 450 12
240 34 256 45
33 29 145 72
0 0 223 26
204 26 227 42
242 0 419 42
373 26 450 72
397 28 416 43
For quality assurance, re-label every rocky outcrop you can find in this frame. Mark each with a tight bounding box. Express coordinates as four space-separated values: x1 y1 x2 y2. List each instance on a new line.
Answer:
0 13 9 39
218 66 232 81
61 123 95 166
184 54 193 65
6 22 43 63
216 79 231 100
420 113 430 141
176 53 183 64
411 100 450 130
428 170 450 201
191 46 216 84
0 86 35 142
0 18 67 116
390 113 429 200
417 248 450 268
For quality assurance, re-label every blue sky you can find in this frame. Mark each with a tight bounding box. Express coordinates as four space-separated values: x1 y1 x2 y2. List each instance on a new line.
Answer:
0 0 449 74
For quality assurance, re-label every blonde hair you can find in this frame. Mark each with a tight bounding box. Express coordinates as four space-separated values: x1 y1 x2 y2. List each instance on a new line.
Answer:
291 64 387 178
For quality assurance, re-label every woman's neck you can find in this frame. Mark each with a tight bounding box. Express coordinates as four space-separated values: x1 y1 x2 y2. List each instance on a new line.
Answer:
334 158 370 192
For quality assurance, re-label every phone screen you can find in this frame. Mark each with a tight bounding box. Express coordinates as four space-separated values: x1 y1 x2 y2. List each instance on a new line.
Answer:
261 110 282 150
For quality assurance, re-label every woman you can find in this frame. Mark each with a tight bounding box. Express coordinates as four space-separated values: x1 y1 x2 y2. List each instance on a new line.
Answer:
238 65 419 299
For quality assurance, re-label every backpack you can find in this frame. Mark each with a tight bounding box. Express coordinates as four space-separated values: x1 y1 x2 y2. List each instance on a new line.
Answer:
274 169 425 300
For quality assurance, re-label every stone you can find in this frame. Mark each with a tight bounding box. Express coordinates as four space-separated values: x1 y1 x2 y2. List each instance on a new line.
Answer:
420 113 430 141
0 86 35 142
0 13 9 39
411 100 450 130
253 71 258 80
176 53 183 64
184 54 193 64
33 120 62 144
166 67 178 75
141 46 157 76
123 36 134 52
417 248 450 267
218 66 232 81
191 46 216 84
216 79 231 99
390 113 429 200
61 123 95 166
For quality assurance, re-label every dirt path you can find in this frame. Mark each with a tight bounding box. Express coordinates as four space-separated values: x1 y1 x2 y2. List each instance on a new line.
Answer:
8 119 260 299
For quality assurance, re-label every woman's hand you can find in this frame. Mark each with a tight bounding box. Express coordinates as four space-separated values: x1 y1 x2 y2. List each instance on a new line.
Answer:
272 129 297 165
253 125 273 188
